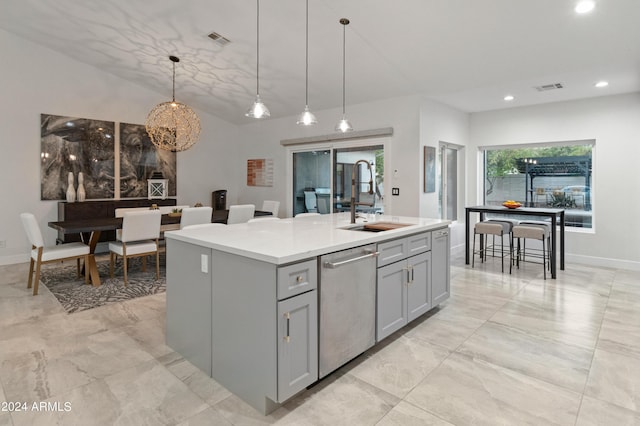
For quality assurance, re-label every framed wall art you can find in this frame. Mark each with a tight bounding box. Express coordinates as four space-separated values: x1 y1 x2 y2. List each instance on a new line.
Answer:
424 146 436 193
41 114 115 200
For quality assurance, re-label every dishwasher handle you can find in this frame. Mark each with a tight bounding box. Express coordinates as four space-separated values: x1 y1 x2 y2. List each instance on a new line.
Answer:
323 249 379 269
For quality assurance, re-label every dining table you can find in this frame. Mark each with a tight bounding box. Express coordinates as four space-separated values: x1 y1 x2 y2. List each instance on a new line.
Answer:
48 209 272 286
465 205 565 279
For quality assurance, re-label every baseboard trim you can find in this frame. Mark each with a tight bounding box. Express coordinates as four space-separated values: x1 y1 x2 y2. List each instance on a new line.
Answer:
566 254 640 272
0 254 29 266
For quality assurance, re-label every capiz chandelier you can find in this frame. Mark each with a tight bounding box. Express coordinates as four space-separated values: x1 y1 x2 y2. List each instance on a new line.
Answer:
146 55 201 152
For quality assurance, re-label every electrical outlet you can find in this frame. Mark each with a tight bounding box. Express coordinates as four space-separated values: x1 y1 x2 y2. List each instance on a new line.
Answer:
201 254 208 273
0 240 6 248
392 188 400 196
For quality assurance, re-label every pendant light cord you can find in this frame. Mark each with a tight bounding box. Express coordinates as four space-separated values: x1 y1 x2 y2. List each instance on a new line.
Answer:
256 0 260 96
341 20 346 115
172 60 176 102
305 0 309 106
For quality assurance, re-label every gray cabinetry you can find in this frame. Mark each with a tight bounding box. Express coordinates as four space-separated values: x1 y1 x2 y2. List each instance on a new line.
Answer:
376 232 432 342
431 228 450 306
277 290 318 402
276 259 318 402
165 239 213 376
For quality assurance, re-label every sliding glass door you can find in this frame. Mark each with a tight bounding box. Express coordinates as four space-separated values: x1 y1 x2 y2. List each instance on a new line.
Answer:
290 143 385 217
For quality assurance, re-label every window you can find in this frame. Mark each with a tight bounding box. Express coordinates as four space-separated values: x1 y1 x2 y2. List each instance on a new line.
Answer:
482 141 593 229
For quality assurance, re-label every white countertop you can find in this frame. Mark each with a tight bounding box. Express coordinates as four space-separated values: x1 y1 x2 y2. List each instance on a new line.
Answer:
165 213 450 265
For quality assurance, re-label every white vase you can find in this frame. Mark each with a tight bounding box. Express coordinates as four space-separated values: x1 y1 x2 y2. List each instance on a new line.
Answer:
77 172 86 202
66 172 76 202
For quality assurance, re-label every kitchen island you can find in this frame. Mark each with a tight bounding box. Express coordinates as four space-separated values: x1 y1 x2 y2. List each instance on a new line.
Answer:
164 213 450 414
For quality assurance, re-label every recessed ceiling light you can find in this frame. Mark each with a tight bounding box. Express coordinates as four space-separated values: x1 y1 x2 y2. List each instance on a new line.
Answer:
504 95 515 101
575 0 595 14
595 81 609 88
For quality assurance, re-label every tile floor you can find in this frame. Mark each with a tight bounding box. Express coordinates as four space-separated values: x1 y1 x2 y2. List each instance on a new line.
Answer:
1 252 639 425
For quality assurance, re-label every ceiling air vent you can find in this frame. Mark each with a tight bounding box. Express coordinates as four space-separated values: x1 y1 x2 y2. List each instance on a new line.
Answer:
533 83 564 92
207 32 231 46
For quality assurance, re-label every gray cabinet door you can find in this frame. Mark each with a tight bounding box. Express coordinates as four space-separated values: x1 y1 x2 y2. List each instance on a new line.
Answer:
431 228 450 306
376 261 407 341
407 251 431 322
277 290 318 402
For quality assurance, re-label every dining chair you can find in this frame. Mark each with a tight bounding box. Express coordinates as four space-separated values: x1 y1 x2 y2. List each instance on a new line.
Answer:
248 217 281 223
472 220 512 273
20 213 90 295
227 204 255 225
182 223 227 230
295 212 321 218
109 210 162 285
261 200 280 217
303 191 318 213
180 206 213 230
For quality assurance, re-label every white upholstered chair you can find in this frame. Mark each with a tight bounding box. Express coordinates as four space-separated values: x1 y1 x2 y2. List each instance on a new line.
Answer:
261 200 280 217
295 212 321 218
182 223 226 231
109 210 161 285
180 206 213 230
227 204 255 225
303 191 318 213
248 217 281 223
20 213 90 295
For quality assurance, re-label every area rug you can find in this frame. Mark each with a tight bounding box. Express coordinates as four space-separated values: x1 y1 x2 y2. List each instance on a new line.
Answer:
39 254 166 314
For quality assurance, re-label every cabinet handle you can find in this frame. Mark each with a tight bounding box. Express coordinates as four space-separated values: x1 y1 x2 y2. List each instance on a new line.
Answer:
284 312 291 343
411 265 414 283
406 266 411 285
296 275 304 283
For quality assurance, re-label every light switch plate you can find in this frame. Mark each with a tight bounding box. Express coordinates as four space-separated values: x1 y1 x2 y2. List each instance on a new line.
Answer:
201 254 208 273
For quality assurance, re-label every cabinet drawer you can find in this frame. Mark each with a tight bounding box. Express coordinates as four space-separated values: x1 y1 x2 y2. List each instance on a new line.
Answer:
408 232 431 256
277 259 317 300
377 238 408 267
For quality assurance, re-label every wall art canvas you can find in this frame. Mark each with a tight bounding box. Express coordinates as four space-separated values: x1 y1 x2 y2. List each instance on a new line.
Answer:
41 114 115 200
247 158 274 187
119 122 176 198
424 146 436 193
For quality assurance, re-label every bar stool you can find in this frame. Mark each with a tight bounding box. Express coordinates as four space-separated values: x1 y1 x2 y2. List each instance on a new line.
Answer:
472 220 512 272
510 224 550 279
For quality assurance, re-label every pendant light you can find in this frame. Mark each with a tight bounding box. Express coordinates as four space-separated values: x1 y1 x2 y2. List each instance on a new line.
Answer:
335 18 353 132
145 55 201 152
246 0 270 119
296 0 317 126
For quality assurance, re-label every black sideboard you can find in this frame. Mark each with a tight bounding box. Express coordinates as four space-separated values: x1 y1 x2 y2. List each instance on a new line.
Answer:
57 199 176 243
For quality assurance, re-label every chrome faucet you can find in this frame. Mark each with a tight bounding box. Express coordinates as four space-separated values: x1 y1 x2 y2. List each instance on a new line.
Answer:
351 159 374 224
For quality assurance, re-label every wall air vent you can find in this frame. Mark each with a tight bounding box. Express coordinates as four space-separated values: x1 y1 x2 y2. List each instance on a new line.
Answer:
207 32 231 46
533 83 564 92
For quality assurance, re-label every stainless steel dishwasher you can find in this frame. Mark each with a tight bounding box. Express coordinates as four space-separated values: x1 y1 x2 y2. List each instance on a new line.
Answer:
319 244 378 378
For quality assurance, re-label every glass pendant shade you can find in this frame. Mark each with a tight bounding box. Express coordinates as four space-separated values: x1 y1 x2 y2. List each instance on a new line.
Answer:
245 94 270 119
297 105 318 126
335 116 353 133
145 55 201 152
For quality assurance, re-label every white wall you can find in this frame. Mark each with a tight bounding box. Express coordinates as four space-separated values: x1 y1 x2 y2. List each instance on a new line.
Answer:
0 29 240 265
236 95 437 218
469 93 640 270
419 98 470 250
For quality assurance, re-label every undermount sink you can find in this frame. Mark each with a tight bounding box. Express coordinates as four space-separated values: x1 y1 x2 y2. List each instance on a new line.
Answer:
342 222 414 232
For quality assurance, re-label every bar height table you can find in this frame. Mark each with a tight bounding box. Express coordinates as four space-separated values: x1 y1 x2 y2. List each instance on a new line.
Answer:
465 205 565 278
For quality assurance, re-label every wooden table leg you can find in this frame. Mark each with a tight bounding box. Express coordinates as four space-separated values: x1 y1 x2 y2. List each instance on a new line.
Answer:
87 231 102 286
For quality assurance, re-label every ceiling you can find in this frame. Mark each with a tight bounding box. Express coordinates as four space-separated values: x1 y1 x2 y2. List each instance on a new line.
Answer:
1 0 639 125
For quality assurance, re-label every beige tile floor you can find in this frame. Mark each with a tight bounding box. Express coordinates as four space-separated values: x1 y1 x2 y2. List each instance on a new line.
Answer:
1 252 639 425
